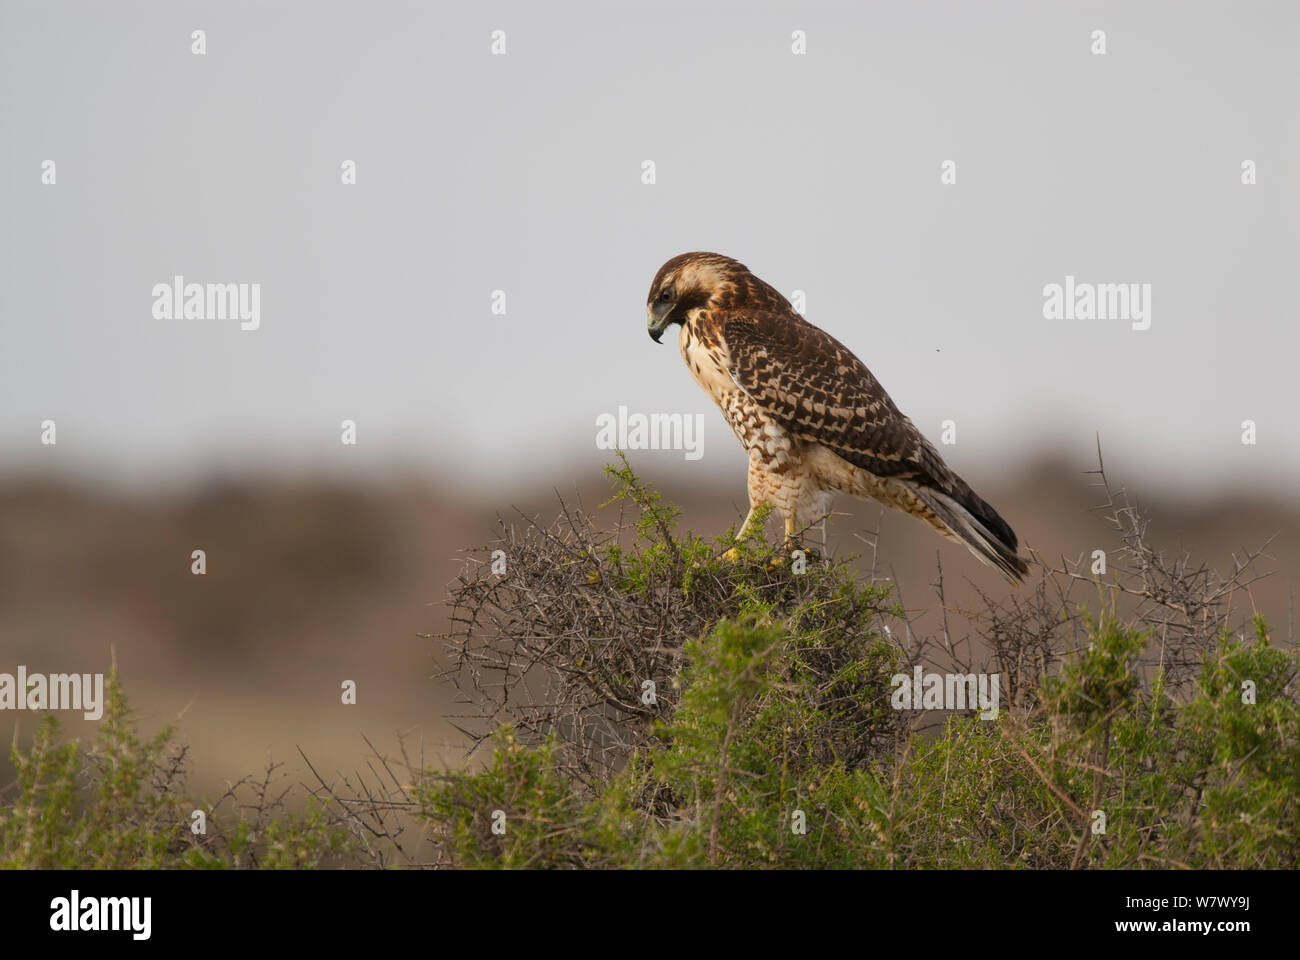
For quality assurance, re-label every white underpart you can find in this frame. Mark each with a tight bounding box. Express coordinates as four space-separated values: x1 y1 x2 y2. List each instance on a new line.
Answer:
680 320 837 537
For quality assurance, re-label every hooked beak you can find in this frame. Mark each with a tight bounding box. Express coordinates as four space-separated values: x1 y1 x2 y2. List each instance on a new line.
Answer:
647 300 673 343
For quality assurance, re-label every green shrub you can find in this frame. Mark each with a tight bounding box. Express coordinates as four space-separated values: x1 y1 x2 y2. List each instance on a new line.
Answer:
5 460 1294 869
0 668 353 869
418 461 1299 869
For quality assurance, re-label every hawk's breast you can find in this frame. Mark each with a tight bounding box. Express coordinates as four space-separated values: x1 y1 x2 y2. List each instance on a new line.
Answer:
680 315 797 467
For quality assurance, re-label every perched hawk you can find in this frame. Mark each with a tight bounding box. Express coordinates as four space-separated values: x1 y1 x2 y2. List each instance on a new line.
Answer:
646 252 1028 583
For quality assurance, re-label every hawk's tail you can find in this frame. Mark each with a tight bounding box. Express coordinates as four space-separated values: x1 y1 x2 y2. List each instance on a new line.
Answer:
907 480 1029 584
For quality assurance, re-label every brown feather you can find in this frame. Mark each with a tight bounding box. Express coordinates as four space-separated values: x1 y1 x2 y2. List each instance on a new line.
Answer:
647 252 1028 582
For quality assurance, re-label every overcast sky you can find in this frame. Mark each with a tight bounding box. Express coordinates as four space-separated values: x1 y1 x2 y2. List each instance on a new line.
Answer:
2 0 1297 500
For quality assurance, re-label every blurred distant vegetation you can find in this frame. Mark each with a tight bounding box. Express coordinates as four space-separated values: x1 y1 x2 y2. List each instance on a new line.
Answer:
2 457 1296 868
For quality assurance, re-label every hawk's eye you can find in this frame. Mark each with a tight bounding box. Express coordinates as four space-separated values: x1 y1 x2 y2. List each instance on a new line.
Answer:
659 288 674 303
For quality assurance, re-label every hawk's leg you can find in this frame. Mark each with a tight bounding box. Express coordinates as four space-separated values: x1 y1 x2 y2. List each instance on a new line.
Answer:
720 503 767 562
780 514 823 565
781 514 799 552
780 514 813 560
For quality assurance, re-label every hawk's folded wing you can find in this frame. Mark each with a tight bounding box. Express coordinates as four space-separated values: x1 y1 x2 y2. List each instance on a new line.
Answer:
718 309 941 482
717 308 1023 563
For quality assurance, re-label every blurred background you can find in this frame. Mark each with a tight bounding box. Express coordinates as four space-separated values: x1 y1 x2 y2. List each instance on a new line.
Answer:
1 0 1296 797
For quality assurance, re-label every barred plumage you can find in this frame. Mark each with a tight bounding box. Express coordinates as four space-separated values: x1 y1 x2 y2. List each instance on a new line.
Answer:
646 251 1028 583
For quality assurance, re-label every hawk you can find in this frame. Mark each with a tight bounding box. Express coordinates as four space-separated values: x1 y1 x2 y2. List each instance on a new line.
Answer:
646 252 1029 583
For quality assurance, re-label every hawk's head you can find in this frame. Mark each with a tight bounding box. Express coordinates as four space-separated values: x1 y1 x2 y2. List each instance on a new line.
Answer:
647 252 781 342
